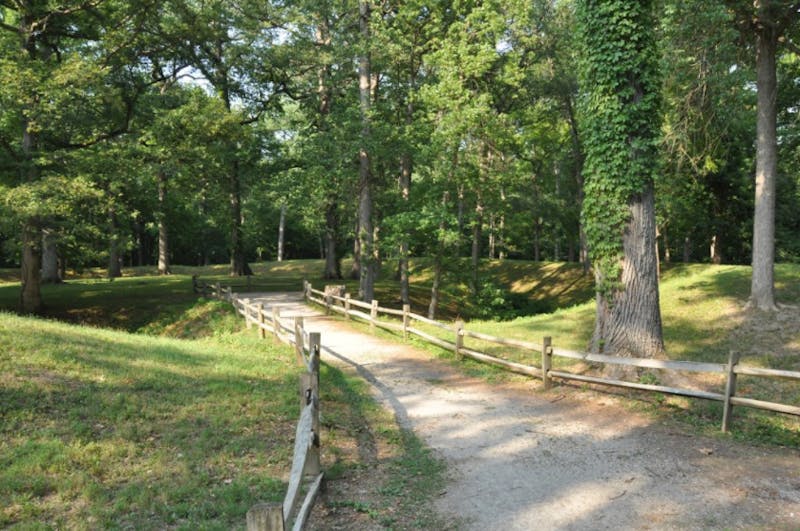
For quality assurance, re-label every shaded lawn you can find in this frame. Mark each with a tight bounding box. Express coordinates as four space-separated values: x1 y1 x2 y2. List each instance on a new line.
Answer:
0 312 300 529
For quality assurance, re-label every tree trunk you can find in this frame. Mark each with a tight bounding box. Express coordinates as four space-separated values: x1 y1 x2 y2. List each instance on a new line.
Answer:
229 160 251 276
398 144 412 304
277 203 286 262
428 192 449 320
108 205 122 279
488 215 496 260
350 221 361 280
750 22 778 310
590 184 664 358
428 254 442 320
41 229 61 284
323 199 341 279
157 169 170 275
357 0 375 302
683 235 691 263
470 202 482 295
534 219 541 262
19 222 43 313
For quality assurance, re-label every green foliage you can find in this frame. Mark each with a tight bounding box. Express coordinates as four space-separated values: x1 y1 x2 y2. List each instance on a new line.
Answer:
577 1 662 292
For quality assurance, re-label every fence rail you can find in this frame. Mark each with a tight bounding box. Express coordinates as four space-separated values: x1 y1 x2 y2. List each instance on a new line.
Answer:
194 276 323 531
302 280 800 433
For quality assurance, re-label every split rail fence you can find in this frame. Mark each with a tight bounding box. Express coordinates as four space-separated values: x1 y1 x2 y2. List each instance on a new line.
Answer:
193 276 322 531
303 280 800 433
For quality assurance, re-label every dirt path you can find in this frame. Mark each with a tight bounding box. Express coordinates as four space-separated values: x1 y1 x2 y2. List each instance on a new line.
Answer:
248 292 800 530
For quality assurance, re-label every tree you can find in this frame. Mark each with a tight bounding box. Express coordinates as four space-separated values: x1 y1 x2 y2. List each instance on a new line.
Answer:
727 1 799 310
577 0 665 358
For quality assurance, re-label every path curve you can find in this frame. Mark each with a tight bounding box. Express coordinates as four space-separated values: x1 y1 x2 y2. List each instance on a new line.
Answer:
247 292 800 530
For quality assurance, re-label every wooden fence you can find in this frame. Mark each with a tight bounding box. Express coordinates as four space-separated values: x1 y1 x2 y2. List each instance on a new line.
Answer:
303 280 800 433
194 276 323 531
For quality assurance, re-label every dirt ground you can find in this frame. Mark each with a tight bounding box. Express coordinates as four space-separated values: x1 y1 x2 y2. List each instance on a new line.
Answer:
248 293 800 530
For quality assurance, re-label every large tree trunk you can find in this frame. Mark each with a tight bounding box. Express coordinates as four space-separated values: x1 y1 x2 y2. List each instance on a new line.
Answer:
357 0 375 301
157 169 170 275
41 229 61 284
590 185 664 358
750 21 778 310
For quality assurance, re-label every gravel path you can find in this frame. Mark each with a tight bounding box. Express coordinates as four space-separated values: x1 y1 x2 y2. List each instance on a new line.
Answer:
247 292 800 530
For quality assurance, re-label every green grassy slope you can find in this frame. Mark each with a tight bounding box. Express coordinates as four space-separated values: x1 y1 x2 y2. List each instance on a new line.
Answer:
1 310 298 528
0 278 448 529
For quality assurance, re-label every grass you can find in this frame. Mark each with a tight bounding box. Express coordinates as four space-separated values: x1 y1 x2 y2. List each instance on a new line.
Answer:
0 271 449 529
304 261 800 448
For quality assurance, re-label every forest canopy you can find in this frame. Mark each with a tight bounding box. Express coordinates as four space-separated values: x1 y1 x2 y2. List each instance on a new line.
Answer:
2 0 799 315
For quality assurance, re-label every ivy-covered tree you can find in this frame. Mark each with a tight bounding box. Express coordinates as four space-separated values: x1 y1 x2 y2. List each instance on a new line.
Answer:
577 0 665 358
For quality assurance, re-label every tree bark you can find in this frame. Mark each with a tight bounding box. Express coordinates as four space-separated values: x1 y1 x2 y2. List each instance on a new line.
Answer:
357 0 375 301
428 191 449 320
19 222 43 313
277 203 286 262
157 168 170 275
323 201 341 279
590 184 664 358
470 201 482 295
750 19 778 310
41 229 61 284
229 160 251 276
108 205 122 279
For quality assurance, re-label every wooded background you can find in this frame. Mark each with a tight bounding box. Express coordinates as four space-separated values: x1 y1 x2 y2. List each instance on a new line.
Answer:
2 1 799 312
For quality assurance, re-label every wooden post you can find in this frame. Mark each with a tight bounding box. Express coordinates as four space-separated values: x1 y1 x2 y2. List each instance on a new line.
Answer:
246 502 284 531
402 304 410 340
344 294 351 320
245 299 252 329
294 317 304 364
455 319 464 360
305 332 321 476
272 306 281 339
258 303 266 339
215 282 221 299
325 291 331 315
370 300 378 332
542 336 552 390
192 275 198 294
226 286 233 301
722 350 741 432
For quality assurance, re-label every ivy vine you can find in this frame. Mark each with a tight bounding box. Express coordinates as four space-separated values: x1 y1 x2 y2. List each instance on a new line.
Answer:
576 0 662 296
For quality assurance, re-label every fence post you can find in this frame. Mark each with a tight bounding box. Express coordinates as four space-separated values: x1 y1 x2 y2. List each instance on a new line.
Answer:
455 319 464 360
402 304 410 340
325 291 331 315
344 294 351 320
258 303 266 339
215 282 221 299
542 336 552 390
272 306 281 339
244 299 252 329
246 502 284 531
304 333 321 476
294 317 304 364
192 275 199 294
370 300 378 332
722 350 740 433
226 286 233 301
